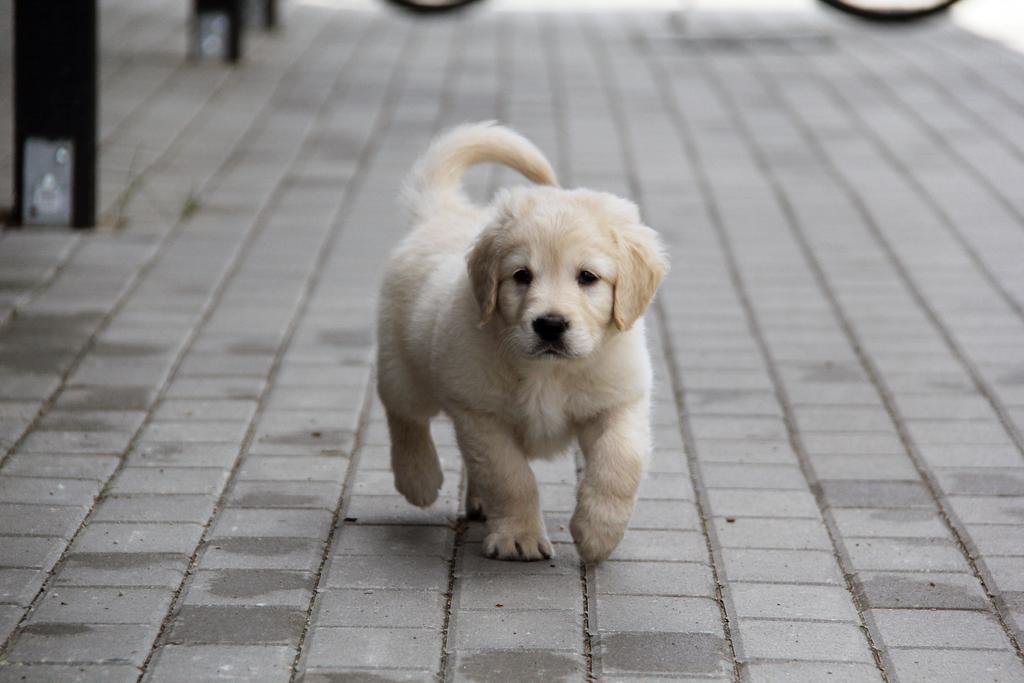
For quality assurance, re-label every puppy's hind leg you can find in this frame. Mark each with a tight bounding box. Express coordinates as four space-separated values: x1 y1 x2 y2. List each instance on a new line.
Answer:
386 412 444 508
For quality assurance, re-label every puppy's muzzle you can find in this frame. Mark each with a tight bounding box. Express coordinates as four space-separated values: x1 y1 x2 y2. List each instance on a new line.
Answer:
532 314 569 342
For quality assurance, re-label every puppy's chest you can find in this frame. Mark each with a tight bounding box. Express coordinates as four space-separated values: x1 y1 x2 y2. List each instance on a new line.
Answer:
509 376 580 455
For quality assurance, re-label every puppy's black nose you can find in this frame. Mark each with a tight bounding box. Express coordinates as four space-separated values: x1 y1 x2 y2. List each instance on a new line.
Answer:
533 315 569 342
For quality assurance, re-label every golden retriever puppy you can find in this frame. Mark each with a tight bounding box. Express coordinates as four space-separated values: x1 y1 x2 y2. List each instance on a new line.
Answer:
376 122 667 563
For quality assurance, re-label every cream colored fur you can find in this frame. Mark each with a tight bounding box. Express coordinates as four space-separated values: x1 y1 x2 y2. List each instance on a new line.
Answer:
376 122 667 563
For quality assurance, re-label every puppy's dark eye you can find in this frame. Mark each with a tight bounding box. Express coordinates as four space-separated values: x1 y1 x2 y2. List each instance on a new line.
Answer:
513 269 533 285
577 270 599 286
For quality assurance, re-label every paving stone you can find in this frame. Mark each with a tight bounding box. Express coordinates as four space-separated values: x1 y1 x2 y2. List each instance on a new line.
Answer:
344 494 458 526
55 385 159 411
888 648 1024 683
598 631 730 677
744 661 883 682
0 536 68 570
597 595 721 634
17 431 135 455
595 561 715 597
737 620 875 663
831 508 949 538
29 587 174 625
91 495 218 524
326 554 449 591
964 524 1024 556
0 478 101 507
210 508 333 539
610 530 707 562
147 644 295 682
304 627 441 669
315 588 444 628
855 571 990 609
36 411 147 434
459 574 581 611
332 525 452 558
0 663 141 683
714 518 833 550
125 442 240 468
226 480 342 510
183 570 315 607
200 537 325 571
164 377 268 400
110 467 229 496
2 455 120 481
152 400 258 422
0 504 88 538
730 583 859 622
845 537 969 572
450 649 584 682
871 608 1009 649
0 569 46 606
948 496 1024 525
139 421 249 444
453 610 580 651
810 454 920 481
70 523 204 555
706 489 820 518
700 463 807 490
235 455 347 482
720 548 843 585
166 605 306 645
819 480 934 509
55 553 190 589
5 623 160 665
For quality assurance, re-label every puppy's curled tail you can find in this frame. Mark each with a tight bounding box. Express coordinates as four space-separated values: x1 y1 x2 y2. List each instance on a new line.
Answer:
404 121 558 218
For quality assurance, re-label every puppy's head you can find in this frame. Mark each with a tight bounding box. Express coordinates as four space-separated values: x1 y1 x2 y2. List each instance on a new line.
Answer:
467 187 667 361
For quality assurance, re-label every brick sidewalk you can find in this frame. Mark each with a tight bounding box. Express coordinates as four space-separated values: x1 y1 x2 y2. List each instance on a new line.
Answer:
1 1 1024 681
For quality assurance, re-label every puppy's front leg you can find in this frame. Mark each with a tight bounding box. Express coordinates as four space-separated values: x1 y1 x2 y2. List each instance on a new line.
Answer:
453 412 552 561
571 402 648 563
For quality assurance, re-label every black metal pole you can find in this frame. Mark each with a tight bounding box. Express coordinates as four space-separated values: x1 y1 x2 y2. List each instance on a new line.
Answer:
192 0 245 63
14 0 98 228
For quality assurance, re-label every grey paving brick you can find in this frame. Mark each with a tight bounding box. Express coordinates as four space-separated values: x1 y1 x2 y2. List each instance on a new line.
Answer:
55 553 190 589
598 631 731 677
872 608 1009 649
964 523 1024 556
210 508 332 539
91 495 218 524
304 626 441 669
0 504 88 538
714 518 833 550
700 463 807 490
744 662 883 683
811 454 921 481
720 548 843 585
453 610 580 651
731 583 859 622
831 508 949 538
147 644 295 682
0 663 141 683
595 561 715 597
125 442 240 468
200 537 325 571
5 623 160 665
166 605 306 645
888 649 1024 683
164 376 268 400
0 536 68 570
235 455 347 482
183 570 315 607
855 571 990 609
315 588 444 628
2 455 120 482
70 523 204 555
0 478 101 507
0 569 46 606
110 467 229 496
152 399 258 422
29 587 174 625
326 554 449 591
450 649 584 683
344 494 457 526
597 595 721 634
459 574 581 611
227 480 342 510
737 620 875 663
332 525 452 558
706 489 820 518
139 421 249 444
36 411 147 434
610 530 707 562
16 431 135 455
845 537 969 572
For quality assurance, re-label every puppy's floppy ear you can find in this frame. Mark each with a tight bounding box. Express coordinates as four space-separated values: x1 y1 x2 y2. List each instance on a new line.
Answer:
467 227 500 326
613 222 668 331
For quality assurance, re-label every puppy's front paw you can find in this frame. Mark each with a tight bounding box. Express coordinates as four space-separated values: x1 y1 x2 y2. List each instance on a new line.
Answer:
393 456 443 508
570 507 629 564
483 527 554 561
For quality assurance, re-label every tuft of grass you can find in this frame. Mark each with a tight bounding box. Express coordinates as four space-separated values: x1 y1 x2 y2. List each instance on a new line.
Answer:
179 187 201 221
